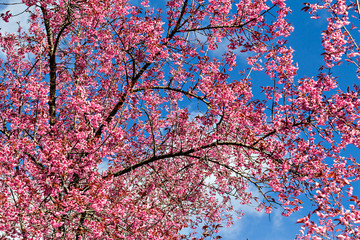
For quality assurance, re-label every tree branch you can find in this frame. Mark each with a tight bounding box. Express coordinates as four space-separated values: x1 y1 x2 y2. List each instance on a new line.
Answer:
133 86 210 105
41 7 57 126
25 152 46 171
92 0 189 139
183 4 277 33
41 5 72 126
108 116 311 178
108 141 273 178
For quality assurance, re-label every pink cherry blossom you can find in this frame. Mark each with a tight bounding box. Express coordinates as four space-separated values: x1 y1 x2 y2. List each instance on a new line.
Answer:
0 0 360 239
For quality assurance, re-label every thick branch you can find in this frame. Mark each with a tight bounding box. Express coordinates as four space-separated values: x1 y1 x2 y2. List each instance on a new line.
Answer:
108 118 312 178
25 152 46 171
93 4 190 139
41 6 72 126
133 86 210 105
53 6 72 55
93 0 191 139
41 7 57 126
108 141 271 178
75 212 86 240
167 0 189 39
93 66 147 138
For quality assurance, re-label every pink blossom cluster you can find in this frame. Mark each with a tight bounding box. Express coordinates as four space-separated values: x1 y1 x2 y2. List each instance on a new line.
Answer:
0 0 359 239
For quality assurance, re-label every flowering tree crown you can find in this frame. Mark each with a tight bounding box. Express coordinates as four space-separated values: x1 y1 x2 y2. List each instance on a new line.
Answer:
0 0 360 239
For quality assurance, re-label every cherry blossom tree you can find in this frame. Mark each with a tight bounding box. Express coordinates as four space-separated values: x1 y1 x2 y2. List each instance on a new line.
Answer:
0 0 360 239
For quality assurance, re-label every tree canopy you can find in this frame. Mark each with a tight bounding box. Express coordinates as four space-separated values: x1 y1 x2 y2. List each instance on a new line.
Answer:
0 0 360 239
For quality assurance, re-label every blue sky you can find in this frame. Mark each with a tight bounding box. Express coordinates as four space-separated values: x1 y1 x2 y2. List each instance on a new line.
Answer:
218 1 360 239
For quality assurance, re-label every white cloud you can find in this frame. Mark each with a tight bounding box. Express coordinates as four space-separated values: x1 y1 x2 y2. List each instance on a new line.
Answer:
0 2 30 35
271 208 284 228
97 159 110 173
0 1 31 59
